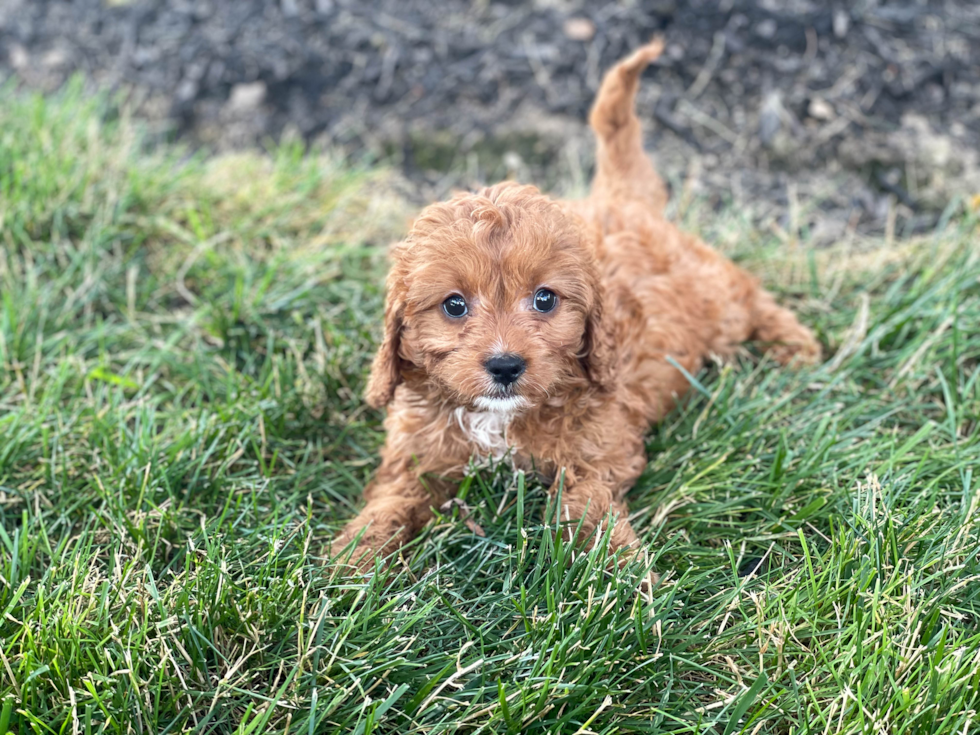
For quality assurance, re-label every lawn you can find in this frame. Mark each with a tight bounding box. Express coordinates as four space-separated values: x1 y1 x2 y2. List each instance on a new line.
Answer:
1 83 979 735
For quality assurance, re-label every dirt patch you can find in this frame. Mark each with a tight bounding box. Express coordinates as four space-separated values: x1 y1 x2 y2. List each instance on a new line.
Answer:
2 0 979 241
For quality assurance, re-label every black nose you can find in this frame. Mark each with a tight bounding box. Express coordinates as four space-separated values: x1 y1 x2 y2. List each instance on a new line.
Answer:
485 354 526 386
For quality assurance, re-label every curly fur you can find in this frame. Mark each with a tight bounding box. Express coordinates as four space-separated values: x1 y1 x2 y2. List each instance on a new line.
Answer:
336 39 820 567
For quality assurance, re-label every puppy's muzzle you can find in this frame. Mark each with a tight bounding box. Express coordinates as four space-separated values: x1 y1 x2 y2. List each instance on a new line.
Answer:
484 354 526 387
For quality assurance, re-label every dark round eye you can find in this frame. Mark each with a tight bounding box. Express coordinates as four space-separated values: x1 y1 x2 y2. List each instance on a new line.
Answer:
442 294 468 318
533 288 558 313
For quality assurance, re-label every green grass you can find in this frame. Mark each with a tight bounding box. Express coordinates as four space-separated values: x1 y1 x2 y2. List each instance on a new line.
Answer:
1 82 979 735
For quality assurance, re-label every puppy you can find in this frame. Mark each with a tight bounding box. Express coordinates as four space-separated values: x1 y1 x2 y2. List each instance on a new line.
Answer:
336 40 820 568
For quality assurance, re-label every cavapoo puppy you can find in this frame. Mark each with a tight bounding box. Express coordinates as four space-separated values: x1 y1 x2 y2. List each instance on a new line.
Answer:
336 39 820 568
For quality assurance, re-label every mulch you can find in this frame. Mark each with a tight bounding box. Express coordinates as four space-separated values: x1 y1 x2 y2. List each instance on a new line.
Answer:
2 0 979 240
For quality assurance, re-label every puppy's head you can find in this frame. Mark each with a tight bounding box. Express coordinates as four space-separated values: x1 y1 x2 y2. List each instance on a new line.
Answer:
366 182 615 412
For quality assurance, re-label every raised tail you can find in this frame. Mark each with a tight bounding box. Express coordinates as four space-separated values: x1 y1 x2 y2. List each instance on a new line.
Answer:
588 38 668 215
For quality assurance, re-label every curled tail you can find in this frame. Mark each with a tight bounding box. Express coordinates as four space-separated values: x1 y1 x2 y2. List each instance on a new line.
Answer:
588 38 667 215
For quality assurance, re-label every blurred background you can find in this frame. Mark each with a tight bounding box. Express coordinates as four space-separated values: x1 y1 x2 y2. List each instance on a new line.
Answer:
2 0 978 242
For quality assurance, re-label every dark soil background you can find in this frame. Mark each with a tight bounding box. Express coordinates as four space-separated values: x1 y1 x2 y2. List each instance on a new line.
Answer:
2 0 979 241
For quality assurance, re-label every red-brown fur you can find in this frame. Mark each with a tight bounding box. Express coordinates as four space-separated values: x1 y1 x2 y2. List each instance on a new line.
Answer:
335 40 820 567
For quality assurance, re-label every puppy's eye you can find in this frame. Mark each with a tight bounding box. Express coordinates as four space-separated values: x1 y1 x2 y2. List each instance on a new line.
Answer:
533 288 558 313
442 294 468 318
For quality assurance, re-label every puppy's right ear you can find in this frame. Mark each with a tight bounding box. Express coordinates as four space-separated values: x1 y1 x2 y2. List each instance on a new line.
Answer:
365 269 407 409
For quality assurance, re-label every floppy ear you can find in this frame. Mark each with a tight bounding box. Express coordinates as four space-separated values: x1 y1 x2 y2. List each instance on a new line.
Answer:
582 286 617 392
365 274 407 409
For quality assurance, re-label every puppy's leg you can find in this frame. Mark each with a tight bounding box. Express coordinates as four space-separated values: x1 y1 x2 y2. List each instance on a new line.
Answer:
551 476 661 589
589 38 668 215
688 248 821 367
333 460 438 571
551 474 640 553
750 289 821 366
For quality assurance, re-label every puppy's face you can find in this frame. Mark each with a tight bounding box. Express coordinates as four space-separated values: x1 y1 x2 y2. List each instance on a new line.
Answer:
367 183 614 411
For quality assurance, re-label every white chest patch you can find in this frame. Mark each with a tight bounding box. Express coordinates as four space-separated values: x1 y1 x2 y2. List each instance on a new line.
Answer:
453 396 528 459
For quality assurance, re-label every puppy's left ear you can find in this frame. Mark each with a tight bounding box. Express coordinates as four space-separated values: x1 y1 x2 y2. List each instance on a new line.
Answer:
365 270 407 409
582 287 617 392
